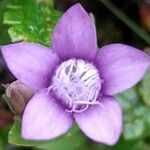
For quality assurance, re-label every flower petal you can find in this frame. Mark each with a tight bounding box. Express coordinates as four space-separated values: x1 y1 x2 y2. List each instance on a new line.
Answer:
1 42 60 91
95 44 150 95
74 96 122 145
52 3 97 60
22 90 73 140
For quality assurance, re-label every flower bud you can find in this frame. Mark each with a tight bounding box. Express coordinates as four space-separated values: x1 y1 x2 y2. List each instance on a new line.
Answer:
5 80 34 115
6 80 34 103
9 88 26 115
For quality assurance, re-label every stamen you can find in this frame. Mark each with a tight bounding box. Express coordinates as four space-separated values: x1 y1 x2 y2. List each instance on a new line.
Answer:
51 59 101 113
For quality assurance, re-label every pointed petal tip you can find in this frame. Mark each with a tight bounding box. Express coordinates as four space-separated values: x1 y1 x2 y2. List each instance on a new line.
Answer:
70 3 83 9
64 3 86 14
68 3 88 16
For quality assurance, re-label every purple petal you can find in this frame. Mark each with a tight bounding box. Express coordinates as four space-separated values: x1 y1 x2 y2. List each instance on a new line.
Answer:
74 96 122 145
95 44 150 95
1 42 60 91
52 3 97 60
22 90 73 140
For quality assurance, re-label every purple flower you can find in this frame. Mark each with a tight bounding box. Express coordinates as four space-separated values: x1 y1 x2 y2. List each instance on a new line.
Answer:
1 4 150 145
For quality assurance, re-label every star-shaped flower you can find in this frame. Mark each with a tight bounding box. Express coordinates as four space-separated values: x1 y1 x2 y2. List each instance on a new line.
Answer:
1 4 150 145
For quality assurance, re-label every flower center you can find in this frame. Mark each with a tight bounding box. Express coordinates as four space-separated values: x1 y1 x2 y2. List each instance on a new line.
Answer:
51 59 101 113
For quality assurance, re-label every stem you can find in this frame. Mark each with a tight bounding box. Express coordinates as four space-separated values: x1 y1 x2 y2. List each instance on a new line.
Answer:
99 0 150 45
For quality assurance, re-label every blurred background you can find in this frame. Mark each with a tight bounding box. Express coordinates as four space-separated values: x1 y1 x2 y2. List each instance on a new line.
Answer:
0 0 150 149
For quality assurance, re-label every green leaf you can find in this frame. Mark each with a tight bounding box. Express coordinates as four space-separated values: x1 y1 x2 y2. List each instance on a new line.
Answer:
9 118 87 149
3 0 61 46
0 0 11 44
